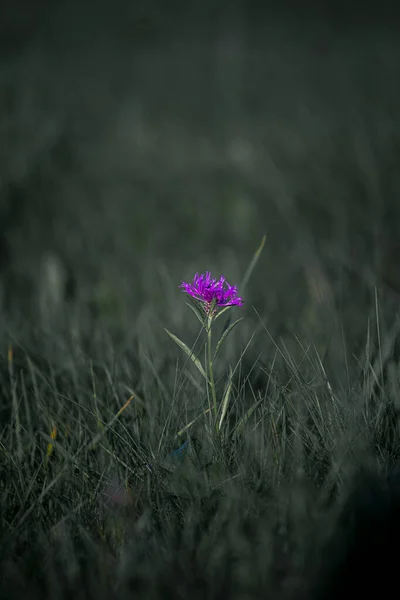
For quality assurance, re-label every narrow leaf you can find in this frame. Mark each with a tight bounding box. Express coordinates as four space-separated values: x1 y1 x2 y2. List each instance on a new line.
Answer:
231 397 263 441
177 408 211 437
217 235 266 331
185 302 205 325
214 305 233 321
87 394 135 451
185 296 206 326
214 317 244 360
218 367 233 431
240 234 266 294
164 328 209 381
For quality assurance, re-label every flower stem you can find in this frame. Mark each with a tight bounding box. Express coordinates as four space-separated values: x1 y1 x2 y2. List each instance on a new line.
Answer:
207 316 218 423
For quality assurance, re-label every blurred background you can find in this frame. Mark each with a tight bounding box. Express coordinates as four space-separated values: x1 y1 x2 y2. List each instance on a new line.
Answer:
1 0 400 367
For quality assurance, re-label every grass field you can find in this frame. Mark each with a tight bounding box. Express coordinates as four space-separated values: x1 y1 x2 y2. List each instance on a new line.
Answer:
1 13 400 599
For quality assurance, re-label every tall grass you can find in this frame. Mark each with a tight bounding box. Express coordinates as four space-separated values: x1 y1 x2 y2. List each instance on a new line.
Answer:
1 266 400 598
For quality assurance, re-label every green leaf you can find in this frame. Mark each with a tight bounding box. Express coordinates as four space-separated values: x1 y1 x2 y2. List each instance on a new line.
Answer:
176 408 211 437
164 328 209 382
214 305 233 321
185 300 206 326
231 397 263 441
218 367 234 431
214 317 244 360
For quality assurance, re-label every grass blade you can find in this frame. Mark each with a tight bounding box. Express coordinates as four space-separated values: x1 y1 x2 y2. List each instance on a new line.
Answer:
218 367 234 431
240 234 266 295
164 328 209 382
231 397 263 441
220 234 266 334
177 408 211 437
214 305 234 321
214 317 244 360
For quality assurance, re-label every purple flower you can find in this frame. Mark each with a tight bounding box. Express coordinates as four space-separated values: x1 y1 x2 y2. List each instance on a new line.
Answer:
179 271 243 313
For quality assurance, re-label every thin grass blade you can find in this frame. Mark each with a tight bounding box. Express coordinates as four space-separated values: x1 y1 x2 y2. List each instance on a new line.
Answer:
164 328 209 382
240 234 266 295
231 397 263 441
219 234 266 331
214 317 244 360
214 305 234 321
218 367 234 431
177 408 211 437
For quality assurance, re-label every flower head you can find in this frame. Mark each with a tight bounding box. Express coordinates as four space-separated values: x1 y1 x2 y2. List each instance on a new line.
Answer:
179 271 243 314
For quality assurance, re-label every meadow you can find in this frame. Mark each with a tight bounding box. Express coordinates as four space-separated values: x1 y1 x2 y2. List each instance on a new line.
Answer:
1 12 400 599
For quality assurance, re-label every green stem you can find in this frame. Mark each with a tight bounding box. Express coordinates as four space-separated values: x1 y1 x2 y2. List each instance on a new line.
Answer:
207 317 218 422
